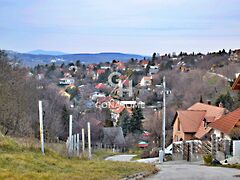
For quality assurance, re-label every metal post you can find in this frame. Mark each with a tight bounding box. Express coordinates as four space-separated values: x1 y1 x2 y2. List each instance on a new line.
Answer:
38 101 45 155
82 128 85 152
162 76 166 157
88 122 92 160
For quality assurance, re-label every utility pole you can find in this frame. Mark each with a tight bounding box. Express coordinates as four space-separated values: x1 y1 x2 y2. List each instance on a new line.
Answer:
162 76 166 157
38 100 45 155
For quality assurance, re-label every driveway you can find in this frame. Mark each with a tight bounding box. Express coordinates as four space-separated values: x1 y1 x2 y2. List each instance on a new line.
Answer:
147 160 240 180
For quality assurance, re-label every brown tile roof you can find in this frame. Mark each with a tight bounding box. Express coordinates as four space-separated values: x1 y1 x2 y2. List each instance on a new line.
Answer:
188 102 226 119
142 76 152 81
210 108 240 134
177 110 206 133
195 121 212 139
205 116 216 123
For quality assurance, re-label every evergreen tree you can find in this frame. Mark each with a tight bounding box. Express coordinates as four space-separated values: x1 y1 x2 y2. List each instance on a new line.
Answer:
75 60 81 67
119 110 131 136
61 105 70 139
130 107 144 134
215 91 234 111
145 61 151 75
151 52 156 65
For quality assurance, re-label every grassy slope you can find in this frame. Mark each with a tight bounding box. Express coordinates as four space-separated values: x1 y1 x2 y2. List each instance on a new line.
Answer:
0 135 157 180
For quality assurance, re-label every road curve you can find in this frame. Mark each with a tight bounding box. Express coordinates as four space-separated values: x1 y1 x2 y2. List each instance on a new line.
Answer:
147 161 240 180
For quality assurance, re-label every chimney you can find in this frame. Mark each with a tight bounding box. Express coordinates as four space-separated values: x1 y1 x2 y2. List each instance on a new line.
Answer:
219 102 224 108
207 100 211 105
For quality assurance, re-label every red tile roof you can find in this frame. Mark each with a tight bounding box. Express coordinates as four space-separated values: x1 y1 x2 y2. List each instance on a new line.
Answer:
177 110 206 133
195 121 212 139
116 65 126 69
140 60 148 65
188 102 226 119
97 69 105 75
95 83 106 89
210 108 240 134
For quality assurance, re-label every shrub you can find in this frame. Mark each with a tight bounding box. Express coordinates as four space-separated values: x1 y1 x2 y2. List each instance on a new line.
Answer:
203 154 212 165
141 151 150 159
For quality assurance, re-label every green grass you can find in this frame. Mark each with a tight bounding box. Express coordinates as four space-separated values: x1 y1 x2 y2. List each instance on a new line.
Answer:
0 135 157 179
207 76 218 86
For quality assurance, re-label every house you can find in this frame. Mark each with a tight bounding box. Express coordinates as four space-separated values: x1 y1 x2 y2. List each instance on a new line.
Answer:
229 49 240 62
37 73 44 80
140 60 149 68
140 76 152 87
155 84 172 95
109 100 126 125
100 65 111 70
210 108 240 140
149 66 159 75
96 69 106 79
116 65 126 71
95 83 106 89
91 92 106 101
172 102 226 142
59 78 75 85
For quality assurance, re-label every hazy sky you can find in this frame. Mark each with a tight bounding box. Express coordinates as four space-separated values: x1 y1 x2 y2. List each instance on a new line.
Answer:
0 0 240 55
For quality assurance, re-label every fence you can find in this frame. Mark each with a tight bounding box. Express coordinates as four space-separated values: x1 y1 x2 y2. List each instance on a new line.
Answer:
66 134 126 157
172 134 232 162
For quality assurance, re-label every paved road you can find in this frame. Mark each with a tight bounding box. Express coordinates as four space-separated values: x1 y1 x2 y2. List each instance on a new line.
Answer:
105 155 159 164
105 154 136 162
147 160 240 180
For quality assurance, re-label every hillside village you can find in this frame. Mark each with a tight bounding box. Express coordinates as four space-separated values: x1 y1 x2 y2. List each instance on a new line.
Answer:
1 48 240 151
1 47 240 179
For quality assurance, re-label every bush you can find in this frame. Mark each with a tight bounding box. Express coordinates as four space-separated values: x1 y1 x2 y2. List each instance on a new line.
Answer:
141 151 150 159
203 154 212 165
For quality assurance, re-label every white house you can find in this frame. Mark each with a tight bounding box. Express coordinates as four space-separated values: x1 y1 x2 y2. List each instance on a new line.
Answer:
59 78 75 85
91 92 106 101
140 76 152 87
149 66 159 75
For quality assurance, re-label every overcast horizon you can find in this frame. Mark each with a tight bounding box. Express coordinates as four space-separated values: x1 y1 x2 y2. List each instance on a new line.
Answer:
0 0 240 55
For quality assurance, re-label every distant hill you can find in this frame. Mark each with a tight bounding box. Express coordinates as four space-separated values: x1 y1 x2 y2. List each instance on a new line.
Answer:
6 50 146 67
27 49 66 56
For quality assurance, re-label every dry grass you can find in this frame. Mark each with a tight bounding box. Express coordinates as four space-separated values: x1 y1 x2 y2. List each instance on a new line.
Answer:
0 136 157 179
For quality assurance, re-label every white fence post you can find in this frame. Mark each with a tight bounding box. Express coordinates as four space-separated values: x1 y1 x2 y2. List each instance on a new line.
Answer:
68 115 73 155
77 133 80 156
39 101 45 155
88 122 91 160
82 128 85 153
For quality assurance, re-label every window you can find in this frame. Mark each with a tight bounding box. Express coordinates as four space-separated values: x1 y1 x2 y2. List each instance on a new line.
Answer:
221 132 224 139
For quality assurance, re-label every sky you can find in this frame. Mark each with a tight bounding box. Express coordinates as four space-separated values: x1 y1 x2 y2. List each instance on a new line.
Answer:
0 0 240 55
